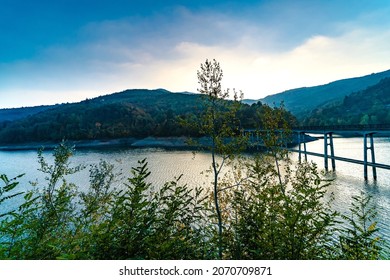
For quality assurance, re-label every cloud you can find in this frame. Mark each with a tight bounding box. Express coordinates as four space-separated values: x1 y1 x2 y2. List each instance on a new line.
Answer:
1 3 390 108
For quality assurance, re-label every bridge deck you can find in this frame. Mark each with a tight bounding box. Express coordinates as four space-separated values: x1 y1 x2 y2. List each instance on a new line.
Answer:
289 149 390 170
292 124 390 135
244 126 390 179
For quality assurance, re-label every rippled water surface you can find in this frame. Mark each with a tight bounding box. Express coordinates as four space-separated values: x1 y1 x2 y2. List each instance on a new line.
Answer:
1 137 390 243
294 136 390 242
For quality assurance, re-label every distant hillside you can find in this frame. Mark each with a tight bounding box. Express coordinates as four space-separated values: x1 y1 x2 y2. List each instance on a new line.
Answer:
242 99 259 105
259 69 390 118
0 89 200 144
0 89 297 145
303 77 390 126
0 105 55 123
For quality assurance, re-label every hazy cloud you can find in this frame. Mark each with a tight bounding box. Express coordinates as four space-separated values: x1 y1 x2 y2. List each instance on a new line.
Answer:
1 1 390 107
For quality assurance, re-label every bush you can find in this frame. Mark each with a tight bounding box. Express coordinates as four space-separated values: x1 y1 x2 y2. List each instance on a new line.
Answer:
220 157 338 259
338 193 383 260
0 143 211 259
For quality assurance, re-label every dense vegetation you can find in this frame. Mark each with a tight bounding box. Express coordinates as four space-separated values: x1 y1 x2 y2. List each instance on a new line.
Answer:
0 89 296 145
303 77 390 126
259 69 390 118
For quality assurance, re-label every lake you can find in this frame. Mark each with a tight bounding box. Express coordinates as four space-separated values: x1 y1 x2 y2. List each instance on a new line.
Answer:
1 136 390 244
295 135 390 243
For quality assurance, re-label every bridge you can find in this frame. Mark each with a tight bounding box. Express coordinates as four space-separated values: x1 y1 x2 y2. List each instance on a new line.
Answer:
292 124 390 135
245 124 390 181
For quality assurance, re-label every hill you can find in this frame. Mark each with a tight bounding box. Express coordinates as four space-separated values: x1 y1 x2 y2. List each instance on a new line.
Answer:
0 105 56 122
0 89 296 145
259 69 390 118
302 77 390 126
0 89 200 144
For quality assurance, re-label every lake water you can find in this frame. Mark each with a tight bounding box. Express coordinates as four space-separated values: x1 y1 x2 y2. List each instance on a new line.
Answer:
1 136 390 245
295 136 390 244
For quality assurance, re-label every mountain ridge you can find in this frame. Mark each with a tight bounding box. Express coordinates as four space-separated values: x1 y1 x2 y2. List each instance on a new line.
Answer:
303 77 390 126
0 88 296 145
2 68 390 136
3 69 390 122
257 69 390 118
0 89 193 123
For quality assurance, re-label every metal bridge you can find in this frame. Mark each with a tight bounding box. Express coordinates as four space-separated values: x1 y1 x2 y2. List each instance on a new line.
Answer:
293 123 390 131
245 124 390 180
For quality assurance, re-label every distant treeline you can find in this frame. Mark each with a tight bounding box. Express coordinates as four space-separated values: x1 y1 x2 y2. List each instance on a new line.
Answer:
0 89 297 144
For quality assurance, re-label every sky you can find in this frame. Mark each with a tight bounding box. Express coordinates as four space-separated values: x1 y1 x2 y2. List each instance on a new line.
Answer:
1 0 390 109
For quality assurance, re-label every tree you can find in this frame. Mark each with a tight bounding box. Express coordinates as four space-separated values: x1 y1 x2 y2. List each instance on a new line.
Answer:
196 59 247 258
260 103 292 191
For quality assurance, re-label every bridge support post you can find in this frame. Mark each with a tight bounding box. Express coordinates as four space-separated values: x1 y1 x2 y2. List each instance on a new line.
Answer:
364 132 377 180
298 132 307 163
324 132 336 171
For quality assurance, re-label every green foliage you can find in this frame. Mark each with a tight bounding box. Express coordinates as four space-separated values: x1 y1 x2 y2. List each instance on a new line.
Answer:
2 142 82 259
0 174 24 218
0 173 25 258
338 193 382 259
217 156 337 259
75 157 211 260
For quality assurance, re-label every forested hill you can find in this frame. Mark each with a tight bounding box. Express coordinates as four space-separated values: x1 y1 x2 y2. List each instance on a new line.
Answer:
303 77 390 126
0 105 56 122
259 69 390 118
0 89 296 145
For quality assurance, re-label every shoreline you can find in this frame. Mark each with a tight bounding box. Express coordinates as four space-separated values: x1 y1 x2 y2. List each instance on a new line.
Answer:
0 134 318 152
0 136 197 151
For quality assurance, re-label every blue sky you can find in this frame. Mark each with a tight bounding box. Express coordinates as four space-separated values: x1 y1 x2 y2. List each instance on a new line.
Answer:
1 0 390 108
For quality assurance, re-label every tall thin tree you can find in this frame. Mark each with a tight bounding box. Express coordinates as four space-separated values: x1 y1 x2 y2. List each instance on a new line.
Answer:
197 59 245 258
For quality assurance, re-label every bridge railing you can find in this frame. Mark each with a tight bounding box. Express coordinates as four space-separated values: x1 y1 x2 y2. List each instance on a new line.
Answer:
292 124 390 131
